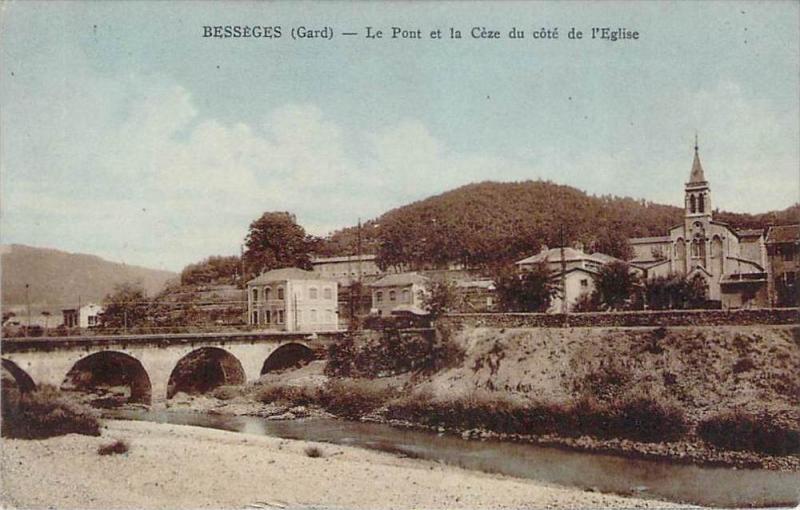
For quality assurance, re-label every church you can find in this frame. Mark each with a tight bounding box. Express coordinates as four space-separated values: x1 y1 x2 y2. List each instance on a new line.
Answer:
629 140 769 309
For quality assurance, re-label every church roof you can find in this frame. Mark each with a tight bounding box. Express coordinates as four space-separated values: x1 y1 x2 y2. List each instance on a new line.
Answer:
688 140 706 184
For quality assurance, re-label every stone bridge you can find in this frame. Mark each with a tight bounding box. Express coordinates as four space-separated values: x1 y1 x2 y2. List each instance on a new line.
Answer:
1 331 343 404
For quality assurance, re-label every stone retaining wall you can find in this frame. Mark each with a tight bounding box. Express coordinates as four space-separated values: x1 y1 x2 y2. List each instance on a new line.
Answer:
440 308 798 329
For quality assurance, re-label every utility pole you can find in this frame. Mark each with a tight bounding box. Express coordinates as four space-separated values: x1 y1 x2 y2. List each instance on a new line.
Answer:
356 217 362 319
25 283 31 330
560 225 567 314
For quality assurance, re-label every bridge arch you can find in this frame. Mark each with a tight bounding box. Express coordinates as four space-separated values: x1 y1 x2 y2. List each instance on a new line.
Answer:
260 343 316 375
167 347 245 399
2 358 36 393
61 351 152 405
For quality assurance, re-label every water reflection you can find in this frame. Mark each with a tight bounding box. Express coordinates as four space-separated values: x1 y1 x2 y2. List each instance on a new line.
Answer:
107 409 799 508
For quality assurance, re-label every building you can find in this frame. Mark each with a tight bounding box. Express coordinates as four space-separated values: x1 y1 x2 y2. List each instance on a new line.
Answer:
516 245 633 312
765 224 799 307
247 268 338 332
369 272 429 316
455 279 498 312
310 254 384 285
62 303 103 329
628 140 768 309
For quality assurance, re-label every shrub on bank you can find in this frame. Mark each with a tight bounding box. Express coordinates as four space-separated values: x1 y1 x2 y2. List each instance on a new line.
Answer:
254 383 320 406
1 385 101 439
698 410 800 455
98 439 130 455
211 385 242 401
386 391 688 443
319 379 398 419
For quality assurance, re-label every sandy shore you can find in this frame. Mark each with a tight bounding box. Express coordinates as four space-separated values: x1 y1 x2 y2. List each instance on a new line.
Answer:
0 419 687 510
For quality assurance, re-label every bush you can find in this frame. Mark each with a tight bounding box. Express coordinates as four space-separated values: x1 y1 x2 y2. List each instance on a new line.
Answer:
254 383 320 406
698 410 800 455
98 439 129 455
319 379 397 419
2 386 101 439
304 445 323 458
211 385 241 401
608 396 688 442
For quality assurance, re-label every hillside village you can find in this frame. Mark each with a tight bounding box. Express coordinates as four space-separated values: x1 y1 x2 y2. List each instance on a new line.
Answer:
4 143 796 336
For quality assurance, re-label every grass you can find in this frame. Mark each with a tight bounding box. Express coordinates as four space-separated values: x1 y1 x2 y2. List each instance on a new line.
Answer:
211 385 242 401
98 439 130 456
1 385 101 439
698 410 800 455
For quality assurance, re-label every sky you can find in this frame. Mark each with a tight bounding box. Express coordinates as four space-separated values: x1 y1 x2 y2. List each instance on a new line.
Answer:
1 1 798 271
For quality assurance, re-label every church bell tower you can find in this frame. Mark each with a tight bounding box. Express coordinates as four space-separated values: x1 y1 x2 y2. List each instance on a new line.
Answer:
685 135 712 224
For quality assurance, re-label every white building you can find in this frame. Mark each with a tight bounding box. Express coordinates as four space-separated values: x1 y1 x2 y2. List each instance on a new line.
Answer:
369 272 429 316
247 268 338 332
62 303 103 328
310 254 384 285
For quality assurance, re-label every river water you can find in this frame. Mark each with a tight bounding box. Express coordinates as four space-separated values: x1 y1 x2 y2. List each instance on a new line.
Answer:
108 409 799 508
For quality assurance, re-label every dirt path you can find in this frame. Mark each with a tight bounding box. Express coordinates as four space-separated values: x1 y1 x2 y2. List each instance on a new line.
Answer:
1 420 687 509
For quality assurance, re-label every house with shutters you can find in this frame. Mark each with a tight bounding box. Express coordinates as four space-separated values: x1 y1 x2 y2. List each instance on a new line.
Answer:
247 268 339 332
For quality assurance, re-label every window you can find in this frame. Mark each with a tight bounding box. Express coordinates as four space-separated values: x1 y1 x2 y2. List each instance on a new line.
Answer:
389 290 396 302
323 287 332 300
251 311 259 324
309 287 318 299
310 309 317 322
689 194 696 213
277 310 285 324
326 310 334 322
784 247 795 261
277 287 284 300
376 291 383 303
264 287 271 300
264 310 271 324
402 289 410 302
698 193 705 213
251 288 259 302
580 279 588 288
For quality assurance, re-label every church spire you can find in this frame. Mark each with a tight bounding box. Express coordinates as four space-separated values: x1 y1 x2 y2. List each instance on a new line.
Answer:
689 134 706 184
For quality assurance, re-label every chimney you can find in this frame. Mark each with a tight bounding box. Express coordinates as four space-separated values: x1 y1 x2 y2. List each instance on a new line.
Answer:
540 244 549 254
574 241 584 253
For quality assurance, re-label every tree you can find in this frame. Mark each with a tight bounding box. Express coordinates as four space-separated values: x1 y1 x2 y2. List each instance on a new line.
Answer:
494 263 557 312
180 255 240 286
101 282 149 329
423 280 465 319
593 261 640 310
243 212 314 278
644 274 707 310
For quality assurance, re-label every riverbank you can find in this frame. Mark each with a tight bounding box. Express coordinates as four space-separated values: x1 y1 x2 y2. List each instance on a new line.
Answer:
0 419 683 509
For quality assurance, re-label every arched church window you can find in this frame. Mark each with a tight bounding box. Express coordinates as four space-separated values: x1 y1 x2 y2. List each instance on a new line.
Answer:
698 194 705 213
689 194 696 213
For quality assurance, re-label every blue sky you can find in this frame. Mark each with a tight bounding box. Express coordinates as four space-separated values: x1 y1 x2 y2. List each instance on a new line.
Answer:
2 1 798 271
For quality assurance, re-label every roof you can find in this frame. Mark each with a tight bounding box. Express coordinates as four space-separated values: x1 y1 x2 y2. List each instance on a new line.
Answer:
370 272 428 288
629 236 671 245
630 258 670 269
688 144 706 184
248 267 326 285
736 228 764 238
766 224 800 244
456 279 496 290
725 256 765 273
390 305 429 316
311 254 377 264
516 247 604 265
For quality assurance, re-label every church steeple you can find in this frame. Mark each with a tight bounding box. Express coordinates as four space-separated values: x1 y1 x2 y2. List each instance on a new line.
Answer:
689 134 706 184
685 134 711 220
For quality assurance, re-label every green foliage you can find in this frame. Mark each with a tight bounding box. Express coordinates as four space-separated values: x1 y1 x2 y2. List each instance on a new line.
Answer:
644 273 708 310
493 263 557 312
592 261 640 311
180 255 240 285
422 280 463 318
1 385 101 439
698 410 800 455
101 282 149 328
244 212 316 277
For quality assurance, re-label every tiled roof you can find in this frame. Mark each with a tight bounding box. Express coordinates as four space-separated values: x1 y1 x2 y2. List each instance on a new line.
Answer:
370 272 428 288
629 236 671 244
736 228 764 238
516 247 602 265
248 267 324 284
311 254 377 264
766 224 800 244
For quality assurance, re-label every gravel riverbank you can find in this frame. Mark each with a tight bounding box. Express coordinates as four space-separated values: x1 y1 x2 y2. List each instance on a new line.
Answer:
1 419 687 509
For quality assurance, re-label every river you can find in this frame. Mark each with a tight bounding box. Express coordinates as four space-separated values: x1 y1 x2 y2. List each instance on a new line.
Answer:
107 409 799 508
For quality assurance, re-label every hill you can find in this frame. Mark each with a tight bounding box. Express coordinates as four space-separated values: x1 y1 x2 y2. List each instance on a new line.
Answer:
1 244 176 310
320 181 799 268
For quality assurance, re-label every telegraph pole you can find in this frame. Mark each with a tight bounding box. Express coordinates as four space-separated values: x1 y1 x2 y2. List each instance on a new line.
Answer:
25 283 31 330
560 225 567 314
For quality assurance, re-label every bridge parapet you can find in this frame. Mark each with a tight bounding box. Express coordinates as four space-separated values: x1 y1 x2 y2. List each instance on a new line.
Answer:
1 330 345 354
